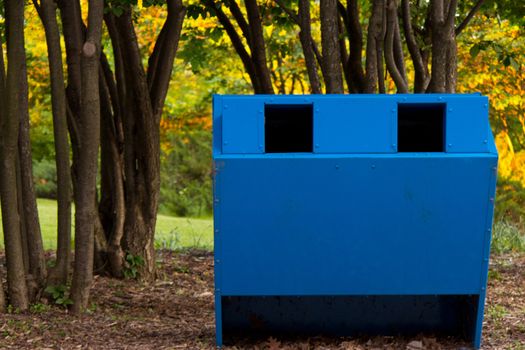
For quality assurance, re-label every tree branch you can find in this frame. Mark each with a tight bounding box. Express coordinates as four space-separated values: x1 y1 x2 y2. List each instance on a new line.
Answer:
204 0 261 92
346 0 365 92
384 0 408 93
274 0 323 79
298 0 321 93
274 0 299 23
393 10 407 84
320 0 344 93
364 0 384 92
148 0 186 120
227 0 252 47
31 0 43 19
455 0 484 36
244 0 274 93
401 0 429 92
445 0 458 29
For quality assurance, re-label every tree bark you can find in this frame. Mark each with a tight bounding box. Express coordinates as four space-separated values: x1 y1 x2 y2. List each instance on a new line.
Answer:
244 0 274 94
0 27 7 314
401 0 430 92
1 0 30 311
70 0 104 314
455 0 484 36
298 0 321 93
205 0 262 93
56 0 83 198
98 53 125 277
427 0 457 93
392 13 407 84
114 9 159 281
364 0 385 92
385 0 408 93
342 0 366 92
18 41 47 293
40 0 72 286
148 0 186 119
320 0 344 93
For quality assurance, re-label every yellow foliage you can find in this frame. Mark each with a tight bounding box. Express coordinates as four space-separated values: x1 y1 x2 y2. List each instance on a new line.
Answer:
457 18 525 185
495 131 525 186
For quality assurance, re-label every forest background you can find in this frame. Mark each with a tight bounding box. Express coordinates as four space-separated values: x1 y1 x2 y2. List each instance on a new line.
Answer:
24 1 525 221
0 0 523 314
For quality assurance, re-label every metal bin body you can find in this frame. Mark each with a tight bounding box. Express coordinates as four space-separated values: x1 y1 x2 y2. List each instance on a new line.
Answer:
212 94 497 348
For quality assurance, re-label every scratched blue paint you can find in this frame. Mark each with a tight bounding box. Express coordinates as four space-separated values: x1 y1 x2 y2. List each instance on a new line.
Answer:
213 94 497 348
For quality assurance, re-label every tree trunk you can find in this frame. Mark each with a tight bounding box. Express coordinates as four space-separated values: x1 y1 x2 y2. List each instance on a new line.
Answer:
401 0 430 92
427 0 457 93
207 0 262 93
40 0 72 286
0 0 30 311
70 0 104 314
15 157 30 276
18 43 47 293
114 9 159 281
244 0 274 94
298 0 321 93
344 0 366 93
384 0 408 93
99 59 125 277
56 0 83 201
320 0 344 93
91 1 185 281
0 25 7 314
364 0 384 93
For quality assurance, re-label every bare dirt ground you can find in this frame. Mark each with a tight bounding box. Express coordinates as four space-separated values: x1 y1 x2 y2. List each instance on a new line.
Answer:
0 251 523 350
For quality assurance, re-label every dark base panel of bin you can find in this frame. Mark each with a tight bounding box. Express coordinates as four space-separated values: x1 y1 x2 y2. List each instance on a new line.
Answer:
222 295 479 344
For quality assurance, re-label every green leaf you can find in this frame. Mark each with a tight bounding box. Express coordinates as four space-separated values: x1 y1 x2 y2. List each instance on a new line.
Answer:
470 44 480 58
509 57 519 70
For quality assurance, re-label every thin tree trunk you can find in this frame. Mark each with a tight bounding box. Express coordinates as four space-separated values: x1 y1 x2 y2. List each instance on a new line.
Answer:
445 40 457 92
345 0 366 92
204 0 262 93
364 0 384 92
244 0 274 94
385 0 408 93
99 62 125 277
0 29 7 314
40 0 72 286
320 0 344 93
18 46 47 292
377 7 386 94
70 0 104 314
298 0 321 93
15 157 29 276
57 0 83 202
401 0 430 92
427 0 457 92
392 13 407 84
1 0 30 311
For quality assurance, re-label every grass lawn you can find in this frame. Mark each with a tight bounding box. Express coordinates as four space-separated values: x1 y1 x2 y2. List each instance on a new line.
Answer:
0 198 213 251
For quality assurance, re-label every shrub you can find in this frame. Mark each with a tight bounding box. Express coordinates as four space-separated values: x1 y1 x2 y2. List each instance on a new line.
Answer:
492 220 525 254
160 130 212 217
33 159 57 199
494 178 525 229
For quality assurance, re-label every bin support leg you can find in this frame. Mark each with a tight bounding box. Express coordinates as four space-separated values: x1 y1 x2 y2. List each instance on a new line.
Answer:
474 292 487 349
215 292 222 348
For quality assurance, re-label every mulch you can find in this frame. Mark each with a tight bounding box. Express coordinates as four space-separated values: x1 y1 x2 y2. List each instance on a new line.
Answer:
0 251 523 349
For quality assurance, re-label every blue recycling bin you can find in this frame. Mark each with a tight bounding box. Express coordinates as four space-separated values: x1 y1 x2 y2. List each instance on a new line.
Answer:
212 94 497 348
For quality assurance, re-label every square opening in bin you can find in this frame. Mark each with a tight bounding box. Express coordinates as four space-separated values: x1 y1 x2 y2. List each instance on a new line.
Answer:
398 103 445 152
265 104 313 153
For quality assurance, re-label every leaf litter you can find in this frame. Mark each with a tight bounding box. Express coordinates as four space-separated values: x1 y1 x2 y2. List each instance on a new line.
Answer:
0 251 522 349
